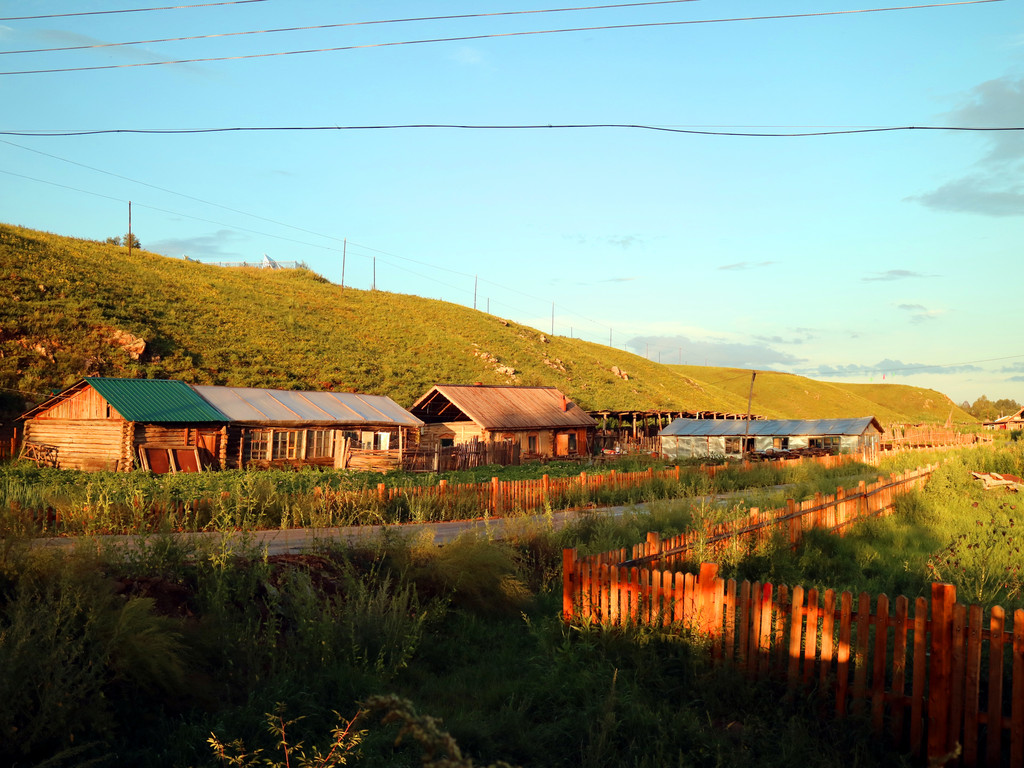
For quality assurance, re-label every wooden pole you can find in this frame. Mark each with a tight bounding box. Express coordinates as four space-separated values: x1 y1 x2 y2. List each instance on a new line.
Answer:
127 200 132 258
743 371 756 458
341 238 346 290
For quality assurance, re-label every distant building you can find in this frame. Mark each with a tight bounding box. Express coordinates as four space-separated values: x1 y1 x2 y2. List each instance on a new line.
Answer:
983 407 1024 431
410 384 598 461
18 377 421 472
658 416 883 460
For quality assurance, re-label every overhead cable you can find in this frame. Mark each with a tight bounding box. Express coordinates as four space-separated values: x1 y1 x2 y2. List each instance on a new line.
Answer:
0 0 270 22
2 1 699 55
3 124 1020 138
0 1 1002 75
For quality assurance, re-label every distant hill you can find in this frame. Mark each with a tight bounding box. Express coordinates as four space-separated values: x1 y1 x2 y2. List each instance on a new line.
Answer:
0 223 974 426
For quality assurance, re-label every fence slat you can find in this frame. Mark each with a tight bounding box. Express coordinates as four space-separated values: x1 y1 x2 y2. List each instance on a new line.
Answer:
852 592 871 715
891 595 909 744
871 594 890 733
910 596 928 758
986 607 1006 768
1012 609 1024 768
788 585 805 688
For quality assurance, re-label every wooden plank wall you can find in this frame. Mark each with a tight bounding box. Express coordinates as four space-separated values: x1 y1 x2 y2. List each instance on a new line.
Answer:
35 386 120 421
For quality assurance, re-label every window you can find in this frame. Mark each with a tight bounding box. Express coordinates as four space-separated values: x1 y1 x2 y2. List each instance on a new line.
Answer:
360 431 374 450
307 430 335 459
527 434 537 453
567 433 578 453
725 437 742 454
245 430 270 462
376 431 391 451
773 437 789 451
272 430 300 460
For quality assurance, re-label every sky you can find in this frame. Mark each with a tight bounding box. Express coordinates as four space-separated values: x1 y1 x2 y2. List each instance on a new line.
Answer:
1 0 1022 406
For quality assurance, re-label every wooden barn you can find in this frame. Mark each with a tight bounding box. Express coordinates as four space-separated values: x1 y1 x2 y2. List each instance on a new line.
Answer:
409 384 598 462
18 378 422 473
658 416 883 460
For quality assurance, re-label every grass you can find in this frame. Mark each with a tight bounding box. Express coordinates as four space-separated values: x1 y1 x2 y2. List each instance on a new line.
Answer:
0 452 889 536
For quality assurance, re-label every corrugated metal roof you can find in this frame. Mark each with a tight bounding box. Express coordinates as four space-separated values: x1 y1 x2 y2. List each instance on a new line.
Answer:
86 377 227 423
659 416 883 438
192 385 423 427
411 385 597 431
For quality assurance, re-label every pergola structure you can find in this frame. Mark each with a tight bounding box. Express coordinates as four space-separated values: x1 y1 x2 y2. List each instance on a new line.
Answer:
587 409 763 442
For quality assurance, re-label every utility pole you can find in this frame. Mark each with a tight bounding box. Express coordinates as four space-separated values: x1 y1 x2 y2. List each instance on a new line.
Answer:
474 275 477 310
127 201 132 258
551 302 554 335
743 371 756 458
372 256 376 291
341 238 346 290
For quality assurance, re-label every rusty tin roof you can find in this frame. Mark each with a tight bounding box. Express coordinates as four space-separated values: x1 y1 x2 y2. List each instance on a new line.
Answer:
410 384 597 431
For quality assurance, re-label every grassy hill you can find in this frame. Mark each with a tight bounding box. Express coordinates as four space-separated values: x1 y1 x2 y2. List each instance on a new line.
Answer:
0 223 973 424
669 366 974 427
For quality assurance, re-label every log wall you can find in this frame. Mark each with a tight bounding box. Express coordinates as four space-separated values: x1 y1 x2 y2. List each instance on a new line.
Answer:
23 418 127 471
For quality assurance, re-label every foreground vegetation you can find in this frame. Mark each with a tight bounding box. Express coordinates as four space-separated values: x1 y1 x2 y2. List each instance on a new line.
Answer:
2 442 1019 766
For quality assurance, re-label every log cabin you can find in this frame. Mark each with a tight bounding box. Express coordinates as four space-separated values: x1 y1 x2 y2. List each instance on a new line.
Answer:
409 384 598 462
18 377 422 473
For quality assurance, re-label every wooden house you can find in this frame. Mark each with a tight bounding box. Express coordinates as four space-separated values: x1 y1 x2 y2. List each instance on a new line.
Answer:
192 384 422 471
658 416 883 460
18 378 422 473
19 377 228 472
409 384 598 462
983 407 1024 431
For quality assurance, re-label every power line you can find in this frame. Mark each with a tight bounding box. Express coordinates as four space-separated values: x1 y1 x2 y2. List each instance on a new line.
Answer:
3 124 1021 138
0 0 270 22
0 1 1001 75
1 1 699 56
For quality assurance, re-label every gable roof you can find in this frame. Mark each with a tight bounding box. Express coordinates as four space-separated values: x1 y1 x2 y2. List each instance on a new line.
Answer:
192 385 423 427
659 416 883 438
20 377 228 423
410 384 597 431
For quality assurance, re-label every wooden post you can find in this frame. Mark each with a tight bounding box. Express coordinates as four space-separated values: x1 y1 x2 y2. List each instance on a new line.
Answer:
491 476 500 516
927 583 956 764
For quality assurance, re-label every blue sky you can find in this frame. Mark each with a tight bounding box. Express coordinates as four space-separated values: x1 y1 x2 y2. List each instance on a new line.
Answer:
2 0 1022 405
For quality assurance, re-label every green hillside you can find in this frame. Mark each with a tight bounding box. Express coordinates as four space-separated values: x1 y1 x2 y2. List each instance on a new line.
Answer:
833 382 972 426
668 366 973 426
0 223 973 424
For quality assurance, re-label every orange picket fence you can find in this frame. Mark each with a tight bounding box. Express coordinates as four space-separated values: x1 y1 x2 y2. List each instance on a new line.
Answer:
561 457 1023 765
335 451 865 517
577 464 939 571
562 559 1022 766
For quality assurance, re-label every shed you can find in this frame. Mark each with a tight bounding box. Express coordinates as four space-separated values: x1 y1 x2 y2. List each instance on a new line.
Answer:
409 384 598 461
658 416 883 460
18 378 422 473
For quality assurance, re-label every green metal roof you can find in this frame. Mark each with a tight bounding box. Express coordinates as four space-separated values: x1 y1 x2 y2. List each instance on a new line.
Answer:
86 377 227 423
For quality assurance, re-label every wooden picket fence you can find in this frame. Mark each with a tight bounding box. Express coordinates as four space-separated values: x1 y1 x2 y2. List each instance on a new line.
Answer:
561 459 1023 765
592 464 939 570
561 560 1023 766
330 451 865 517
